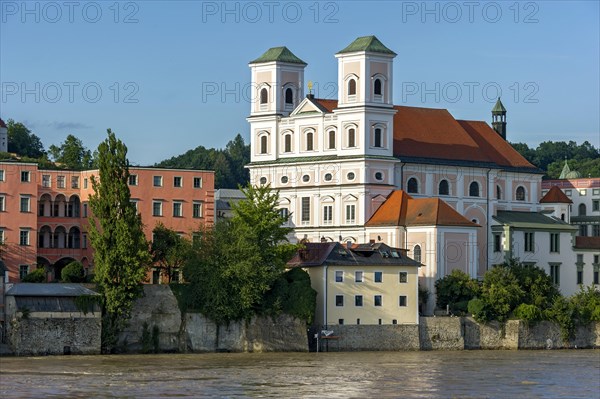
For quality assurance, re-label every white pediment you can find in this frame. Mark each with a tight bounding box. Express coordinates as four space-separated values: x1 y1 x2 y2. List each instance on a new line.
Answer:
289 97 327 116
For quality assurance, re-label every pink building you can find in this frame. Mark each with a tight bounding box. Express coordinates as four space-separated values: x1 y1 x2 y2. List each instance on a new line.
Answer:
0 161 214 282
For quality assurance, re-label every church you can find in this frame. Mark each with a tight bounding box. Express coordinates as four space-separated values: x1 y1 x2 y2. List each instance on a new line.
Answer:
246 36 546 310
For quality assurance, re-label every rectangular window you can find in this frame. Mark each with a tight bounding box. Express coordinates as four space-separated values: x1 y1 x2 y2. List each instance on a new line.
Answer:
129 175 138 186
594 268 599 285
193 202 203 218
82 234 87 249
579 225 588 237
355 271 363 282
193 177 202 188
57 175 65 188
595 255 600 264
84 178 88 189
335 270 343 283
0 195 5 211
0 229 4 244
81 203 87 217
19 230 29 246
356 319 360 325
153 176 163 187
338 319 344 325
550 233 560 253
355 295 363 307
71 176 79 189
345 204 356 224
524 232 534 252
42 174 51 187
20 196 30 212
399 272 408 283
593 200 599 212
399 296 407 307
173 201 183 217
577 270 583 285
493 234 501 252
374 295 382 307
20 171 30 182
19 265 29 281
323 205 333 225
593 189 600 195
278 208 289 221
0 169 4 181
174 176 182 187
335 295 344 307
593 225 600 237
374 271 382 283
550 263 560 285
301 197 310 223
153 201 162 217
579 189 587 196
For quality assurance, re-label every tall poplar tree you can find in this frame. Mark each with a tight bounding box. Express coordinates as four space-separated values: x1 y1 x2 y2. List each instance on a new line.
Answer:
88 129 151 351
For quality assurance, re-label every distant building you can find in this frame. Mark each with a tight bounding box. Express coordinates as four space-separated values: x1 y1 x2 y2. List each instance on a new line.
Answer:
0 161 215 282
288 242 421 326
215 188 245 219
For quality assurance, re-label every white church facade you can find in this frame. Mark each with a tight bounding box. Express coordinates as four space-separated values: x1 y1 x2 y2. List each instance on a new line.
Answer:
246 36 547 311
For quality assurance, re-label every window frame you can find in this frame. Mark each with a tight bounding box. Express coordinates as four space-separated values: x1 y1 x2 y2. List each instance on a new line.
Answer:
374 271 382 283
335 295 344 307
173 176 183 188
407 177 419 194
355 270 364 283
129 174 138 186
335 270 343 283
399 271 408 283
20 196 30 213
193 202 203 218
152 201 163 217
374 295 382 307
153 176 163 187
193 177 202 188
173 201 183 217
355 295 363 307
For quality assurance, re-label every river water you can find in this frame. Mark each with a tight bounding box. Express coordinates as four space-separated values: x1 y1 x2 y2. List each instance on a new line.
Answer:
1 350 599 398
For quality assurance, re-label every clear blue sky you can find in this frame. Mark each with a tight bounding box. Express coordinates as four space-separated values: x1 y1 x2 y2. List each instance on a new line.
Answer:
1 1 598 165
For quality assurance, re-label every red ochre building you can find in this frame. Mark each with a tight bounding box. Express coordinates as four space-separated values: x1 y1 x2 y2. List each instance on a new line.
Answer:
0 161 214 282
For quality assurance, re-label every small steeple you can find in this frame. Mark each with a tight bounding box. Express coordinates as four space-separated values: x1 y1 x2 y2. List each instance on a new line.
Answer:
491 98 507 140
559 159 581 179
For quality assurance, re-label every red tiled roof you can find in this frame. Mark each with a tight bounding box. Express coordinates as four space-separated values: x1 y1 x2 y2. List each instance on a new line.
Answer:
574 236 600 250
540 186 573 204
312 99 536 170
0 118 6 128
366 190 478 228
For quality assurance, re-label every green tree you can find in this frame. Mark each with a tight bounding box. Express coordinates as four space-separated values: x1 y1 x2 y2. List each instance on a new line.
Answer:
61 261 85 282
507 260 559 310
49 134 94 169
184 184 298 323
88 129 151 352
151 223 191 283
435 269 480 313
472 265 524 322
6 119 45 158
21 267 46 283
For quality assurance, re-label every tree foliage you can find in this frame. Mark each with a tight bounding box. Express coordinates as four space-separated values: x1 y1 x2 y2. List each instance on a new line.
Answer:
61 261 85 282
151 223 191 283
262 267 317 324
155 134 250 188
6 119 46 158
183 184 298 323
49 134 95 169
434 269 480 313
21 268 46 283
88 129 151 352
511 140 599 178
472 265 524 322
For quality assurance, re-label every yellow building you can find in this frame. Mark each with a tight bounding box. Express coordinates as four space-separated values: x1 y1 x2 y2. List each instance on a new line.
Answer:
288 242 420 326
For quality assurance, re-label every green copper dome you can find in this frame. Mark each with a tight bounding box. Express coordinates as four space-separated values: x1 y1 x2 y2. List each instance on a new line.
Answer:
337 35 396 55
250 47 306 65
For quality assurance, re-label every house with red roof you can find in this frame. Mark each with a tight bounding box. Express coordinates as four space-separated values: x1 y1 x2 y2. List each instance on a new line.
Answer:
245 36 556 310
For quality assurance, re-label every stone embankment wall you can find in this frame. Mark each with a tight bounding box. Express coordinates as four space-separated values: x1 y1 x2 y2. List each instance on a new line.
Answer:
8 314 101 356
120 285 308 353
321 325 420 351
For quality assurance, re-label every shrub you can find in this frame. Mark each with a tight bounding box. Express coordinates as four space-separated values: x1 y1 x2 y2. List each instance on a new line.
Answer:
545 296 575 341
513 303 542 323
263 268 317 324
22 268 46 283
570 286 600 324
478 265 524 322
468 298 489 323
61 261 85 283
435 270 480 312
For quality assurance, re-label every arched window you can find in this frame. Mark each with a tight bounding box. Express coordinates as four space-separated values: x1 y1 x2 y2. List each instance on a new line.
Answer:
579 203 587 216
328 130 336 149
407 178 419 194
348 79 356 96
374 128 382 148
374 78 382 96
306 132 314 151
260 135 268 154
469 181 480 197
348 128 356 148
285 88 293 105
260 88 268 104
284 134 292 153
496 185 502 200
413 245 421 263
439 180 449 195
516 186 526 201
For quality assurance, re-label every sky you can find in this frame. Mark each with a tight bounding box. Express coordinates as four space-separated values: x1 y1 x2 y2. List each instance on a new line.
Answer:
1 0 598 166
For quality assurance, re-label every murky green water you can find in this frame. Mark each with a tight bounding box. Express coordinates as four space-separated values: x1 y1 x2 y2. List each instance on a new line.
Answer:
1 350 599 398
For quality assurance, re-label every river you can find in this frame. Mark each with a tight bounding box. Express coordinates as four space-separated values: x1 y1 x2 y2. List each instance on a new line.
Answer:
1 350 599 398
